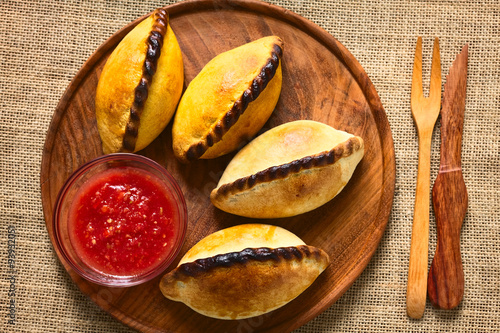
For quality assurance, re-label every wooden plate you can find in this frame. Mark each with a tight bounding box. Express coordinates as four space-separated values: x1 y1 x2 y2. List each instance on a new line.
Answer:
40 0 395 332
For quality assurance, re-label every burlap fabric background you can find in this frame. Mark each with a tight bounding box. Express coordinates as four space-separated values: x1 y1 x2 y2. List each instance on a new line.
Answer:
0 0 498 332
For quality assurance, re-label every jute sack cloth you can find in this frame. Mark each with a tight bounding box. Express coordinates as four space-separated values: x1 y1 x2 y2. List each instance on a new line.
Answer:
0 0 498 332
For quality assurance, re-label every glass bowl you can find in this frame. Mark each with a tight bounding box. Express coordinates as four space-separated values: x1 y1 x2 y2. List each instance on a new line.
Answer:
53 153 187 287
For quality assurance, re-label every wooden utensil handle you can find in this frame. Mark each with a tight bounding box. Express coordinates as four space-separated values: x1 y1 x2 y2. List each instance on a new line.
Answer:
406 133 432 319
427 171 467 309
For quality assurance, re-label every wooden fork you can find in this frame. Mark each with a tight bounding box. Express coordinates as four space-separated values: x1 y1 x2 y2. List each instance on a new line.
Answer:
406 36 441 319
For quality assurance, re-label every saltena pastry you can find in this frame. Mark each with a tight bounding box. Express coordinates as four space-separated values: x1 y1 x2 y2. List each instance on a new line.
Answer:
172 36 284 163
95 8 184 154
210 120 364 218
160 224 330 320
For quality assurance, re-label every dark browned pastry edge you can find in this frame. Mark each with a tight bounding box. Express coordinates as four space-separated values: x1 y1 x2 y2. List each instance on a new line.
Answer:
212 136 363 199
167 245 328 279
122 8 169 152
184 40 284 162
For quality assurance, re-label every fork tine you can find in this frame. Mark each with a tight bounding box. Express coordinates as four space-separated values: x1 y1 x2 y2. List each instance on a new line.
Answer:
411 37 424 106
428 37 442 105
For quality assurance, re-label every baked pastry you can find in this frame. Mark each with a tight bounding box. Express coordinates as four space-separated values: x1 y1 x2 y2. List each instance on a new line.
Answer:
172 36 284 163
160 224 329 320
95 8 184 154
210 120 364 218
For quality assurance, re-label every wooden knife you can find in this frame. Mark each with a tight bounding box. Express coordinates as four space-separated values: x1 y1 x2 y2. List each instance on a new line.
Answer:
427 44 469 309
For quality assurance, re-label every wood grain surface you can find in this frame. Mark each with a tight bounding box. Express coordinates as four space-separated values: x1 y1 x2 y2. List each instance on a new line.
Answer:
40 1 395 332
427 44 469 310
406 37 441 319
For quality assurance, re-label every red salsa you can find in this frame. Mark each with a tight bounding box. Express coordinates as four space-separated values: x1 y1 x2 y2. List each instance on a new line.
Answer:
68 166 179 277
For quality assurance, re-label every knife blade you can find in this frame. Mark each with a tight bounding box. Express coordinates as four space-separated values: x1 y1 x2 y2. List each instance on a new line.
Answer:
427 44 469 309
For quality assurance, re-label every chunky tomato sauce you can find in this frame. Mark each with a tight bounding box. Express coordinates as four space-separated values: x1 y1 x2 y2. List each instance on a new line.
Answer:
68 167 179 277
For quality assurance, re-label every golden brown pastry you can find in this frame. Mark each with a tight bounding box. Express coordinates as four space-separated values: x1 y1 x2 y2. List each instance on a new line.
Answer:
95 8 184 154
210 120 364 218
160 224 329 320
172 36 284 163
